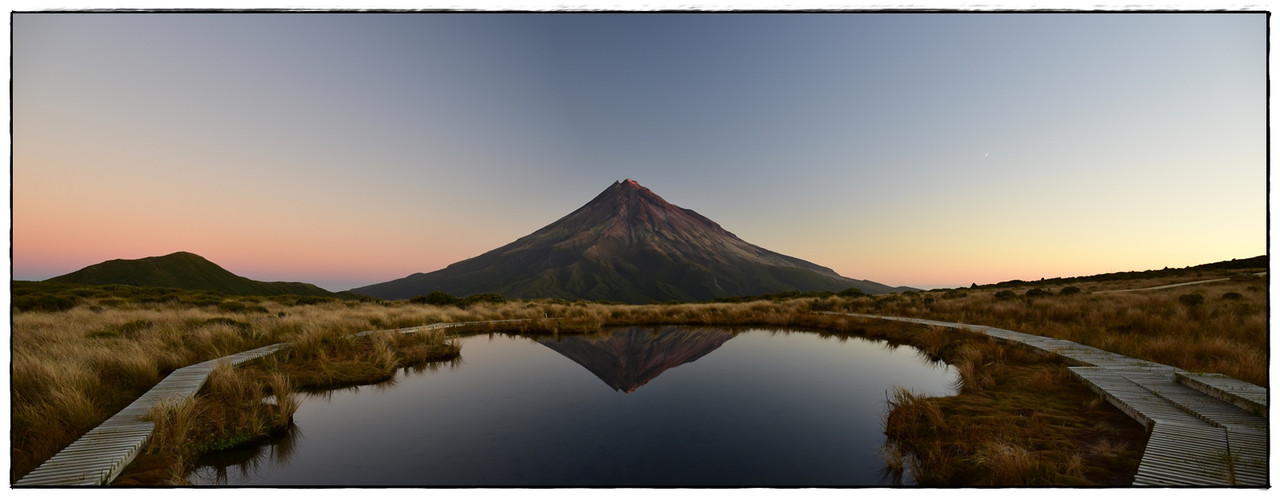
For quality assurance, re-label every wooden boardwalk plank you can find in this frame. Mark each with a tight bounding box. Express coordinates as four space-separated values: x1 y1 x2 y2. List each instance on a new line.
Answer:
1177 372 1268 417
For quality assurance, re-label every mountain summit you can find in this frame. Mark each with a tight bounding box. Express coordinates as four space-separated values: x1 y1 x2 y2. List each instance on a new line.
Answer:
353 180 900 302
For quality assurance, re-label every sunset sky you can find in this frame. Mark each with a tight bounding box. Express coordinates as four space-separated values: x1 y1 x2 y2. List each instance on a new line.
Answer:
11 12 1267 291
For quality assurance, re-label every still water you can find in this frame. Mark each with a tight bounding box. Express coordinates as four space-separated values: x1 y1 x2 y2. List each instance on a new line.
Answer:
189 327 957 486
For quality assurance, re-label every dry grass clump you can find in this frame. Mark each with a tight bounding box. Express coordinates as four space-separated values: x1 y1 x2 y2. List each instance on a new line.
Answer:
264 325 460 391
137 398 204 485
115 364 300 485
886 387 949 438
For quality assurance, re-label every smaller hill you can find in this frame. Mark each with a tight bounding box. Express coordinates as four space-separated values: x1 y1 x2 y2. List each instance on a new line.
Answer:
46 251 336 297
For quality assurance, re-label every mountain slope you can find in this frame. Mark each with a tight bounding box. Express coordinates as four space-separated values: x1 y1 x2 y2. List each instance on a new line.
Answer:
354 179 900 303
46 251 336 297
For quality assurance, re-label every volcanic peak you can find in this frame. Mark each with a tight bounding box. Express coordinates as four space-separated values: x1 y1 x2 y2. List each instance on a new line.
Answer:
586 179 725 242
352 179 903 302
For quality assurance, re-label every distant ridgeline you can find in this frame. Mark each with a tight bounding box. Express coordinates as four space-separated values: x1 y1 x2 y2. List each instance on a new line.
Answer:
970 255 1268 290
23 247 1264 308
43 251 339 298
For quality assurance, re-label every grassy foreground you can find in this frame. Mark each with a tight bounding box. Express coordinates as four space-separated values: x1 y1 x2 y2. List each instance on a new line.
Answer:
835 267 1268 386
10 268 1265 485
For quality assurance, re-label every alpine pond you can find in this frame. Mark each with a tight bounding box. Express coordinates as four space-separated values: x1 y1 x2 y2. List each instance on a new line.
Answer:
189 326 958 486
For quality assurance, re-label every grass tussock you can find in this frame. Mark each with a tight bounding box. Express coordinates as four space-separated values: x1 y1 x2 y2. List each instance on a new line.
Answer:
115 364 301 485
137 398 204 485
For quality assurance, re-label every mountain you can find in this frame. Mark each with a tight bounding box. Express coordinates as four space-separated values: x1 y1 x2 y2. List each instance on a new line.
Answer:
354 179 902 303
46 251 337 297
536 326 736 393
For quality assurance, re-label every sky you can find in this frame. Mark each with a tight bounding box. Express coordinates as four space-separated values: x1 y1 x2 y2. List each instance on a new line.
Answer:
10 11 1268 291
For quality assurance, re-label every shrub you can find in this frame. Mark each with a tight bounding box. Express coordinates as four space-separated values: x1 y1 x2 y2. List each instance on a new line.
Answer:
97 297 127 308
292 295 334 306
13 294 78 312
135 292 182 305
994 290 1017 301
185 295 225 307
462 293 506 307
413 291 460 307
1178 294 1205 307
68 288 105 298
1221 292 1243 301
1024 288 1052 298
1058 286 1081 296
807 298 836 312
216 301 248 313
838 287 868 298
941 290 967 300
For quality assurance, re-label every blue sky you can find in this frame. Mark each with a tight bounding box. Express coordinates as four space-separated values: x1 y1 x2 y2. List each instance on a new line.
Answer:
12 12 1267 290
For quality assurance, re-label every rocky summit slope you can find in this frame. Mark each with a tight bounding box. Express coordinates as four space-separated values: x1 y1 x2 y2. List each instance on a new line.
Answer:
354 180 900 303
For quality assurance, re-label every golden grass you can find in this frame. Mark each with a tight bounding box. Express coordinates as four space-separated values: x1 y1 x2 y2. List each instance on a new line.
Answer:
12 270 1264 485
115 363 303 485
140 397 203 485
841 269 1267 386
262 326 460 391
10 298 539 482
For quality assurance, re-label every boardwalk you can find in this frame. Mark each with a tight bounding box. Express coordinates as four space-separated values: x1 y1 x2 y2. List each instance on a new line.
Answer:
822 312 1268 487
14 319 530 487
1092 271 1267 294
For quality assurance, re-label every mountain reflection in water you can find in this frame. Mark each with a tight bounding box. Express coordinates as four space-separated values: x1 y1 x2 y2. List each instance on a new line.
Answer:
535 326 735 393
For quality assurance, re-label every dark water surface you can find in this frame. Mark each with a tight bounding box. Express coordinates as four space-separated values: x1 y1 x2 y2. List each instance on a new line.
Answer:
189 327 957 486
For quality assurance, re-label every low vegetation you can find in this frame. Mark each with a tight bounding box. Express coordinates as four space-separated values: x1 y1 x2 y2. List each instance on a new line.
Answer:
866 321 1144 485
833 268 1268 386
10 263 1265 485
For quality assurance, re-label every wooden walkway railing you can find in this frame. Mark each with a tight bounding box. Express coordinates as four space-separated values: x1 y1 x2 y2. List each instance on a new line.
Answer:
14 319 531 486
820 312 1268 487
